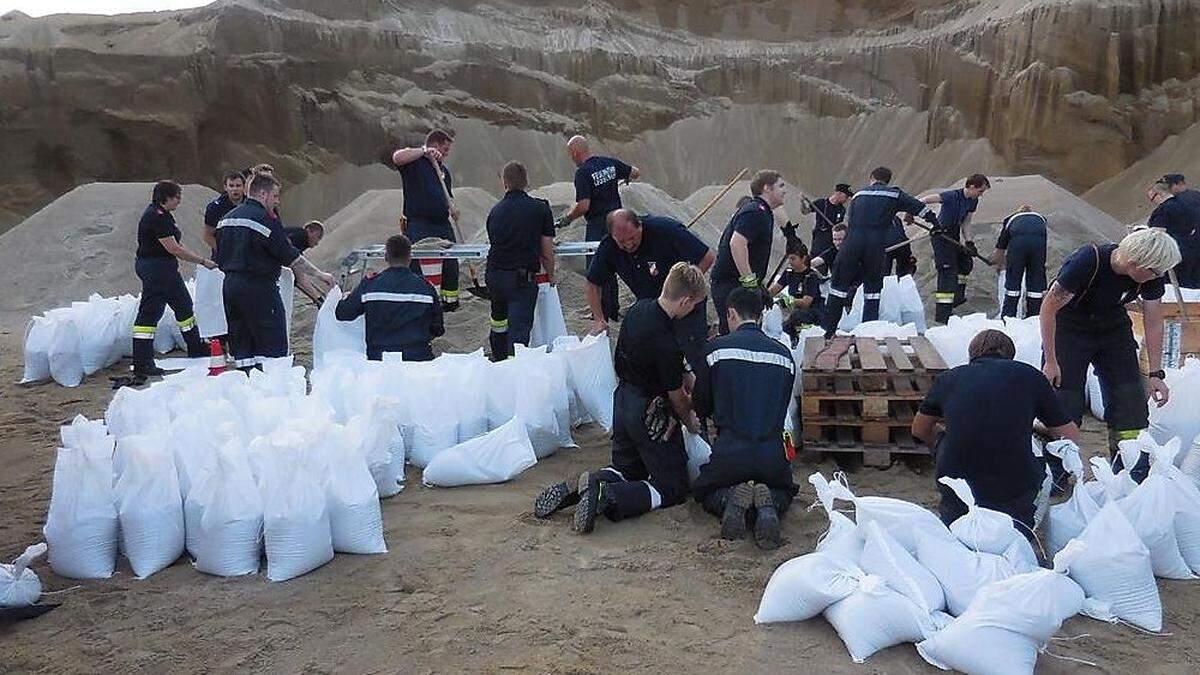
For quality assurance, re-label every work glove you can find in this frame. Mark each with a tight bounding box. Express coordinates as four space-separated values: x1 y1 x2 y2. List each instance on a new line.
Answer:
965 241 979 256
739 273 759 290
923 212 940 227
554 216 571 230
780 220 798 241
644 395 678 443
775 293 796 310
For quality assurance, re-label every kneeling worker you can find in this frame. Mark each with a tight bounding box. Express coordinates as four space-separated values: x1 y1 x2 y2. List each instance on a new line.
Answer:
336 234 444 361
586 208 714 368
533 263 707 532
692 287 798 549
912 329 1080 531
216 173 335 369
768 238 825 338
133 180 217 376
484 161 556 359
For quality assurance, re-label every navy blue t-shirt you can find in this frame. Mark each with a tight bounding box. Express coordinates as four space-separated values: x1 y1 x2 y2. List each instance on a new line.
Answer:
398 157 453 222
285 227 310 253
936 189 978 238
137 203 181 260
204 193 242 229
777 267 823 309
711 197 775 283
574 156 632 223
919 356 1069 503
586 215 709 299
486 190 555 271
1149 197 1198 251
1055 243 1165 327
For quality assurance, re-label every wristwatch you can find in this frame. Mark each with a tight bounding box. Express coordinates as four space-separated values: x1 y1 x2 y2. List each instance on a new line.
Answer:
1147 370 1166 380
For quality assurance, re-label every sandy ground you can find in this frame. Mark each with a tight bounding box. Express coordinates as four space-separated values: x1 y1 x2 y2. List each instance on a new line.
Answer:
2 294 1200 674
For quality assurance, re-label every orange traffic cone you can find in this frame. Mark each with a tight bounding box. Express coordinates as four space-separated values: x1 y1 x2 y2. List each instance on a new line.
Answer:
207 339 227 376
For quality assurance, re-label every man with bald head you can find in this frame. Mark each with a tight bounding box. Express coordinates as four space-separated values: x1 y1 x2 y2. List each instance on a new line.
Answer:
587 209 714 369
558 136 641 321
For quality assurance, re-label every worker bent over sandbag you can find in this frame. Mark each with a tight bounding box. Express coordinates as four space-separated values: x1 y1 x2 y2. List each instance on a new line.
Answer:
532 263 708 531
692 287 799 550
336 234 443 361
912 329 1080 533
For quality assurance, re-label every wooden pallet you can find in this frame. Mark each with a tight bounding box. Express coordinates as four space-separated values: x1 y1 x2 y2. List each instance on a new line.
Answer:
800 336 947 466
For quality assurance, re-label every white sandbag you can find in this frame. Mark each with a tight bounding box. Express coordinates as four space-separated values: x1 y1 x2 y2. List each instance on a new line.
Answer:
312 287 365 369
422 417 538 487
562 333 617 431
440 351 489 442
528 282 568 348
1139 434 1200 574
168 413 226 498
1113 443 1195 579
116 294 138 357
403 366 460 468
72 298 124 375
261 446 335 582
1069 502 1162 632
808 473 865 562
154 304 182 354
1148 358 1200 454
277 267 296 342
859 520 946 613
21 317 53 383
914 527 1023 616
552 335 593 427
0 543 47 608
193 266 227 338
186 440 263 577
848 321 918 339
823 574 936 663
346 396 405 496
684 430 711 485
43 442 119 579
1047 441 1101 556
325 432 387 554
1002 316 1042 368
762 306 784 339
1087 365 1105 421
1089 455 1137 504
59 415 110 452
917 541 1087 675
939 477 1033 559
113 431 171 482
46 315 84 387
753 551 864 624
820 472 952 553
836 275 927 333
115 441 185 579
514 345 575 452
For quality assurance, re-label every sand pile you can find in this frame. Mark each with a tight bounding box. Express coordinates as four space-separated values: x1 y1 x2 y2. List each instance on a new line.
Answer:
0 182 216 326
1083 122 1200 225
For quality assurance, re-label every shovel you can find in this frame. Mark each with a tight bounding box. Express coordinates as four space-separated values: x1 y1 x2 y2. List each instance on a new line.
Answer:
433 158 489 300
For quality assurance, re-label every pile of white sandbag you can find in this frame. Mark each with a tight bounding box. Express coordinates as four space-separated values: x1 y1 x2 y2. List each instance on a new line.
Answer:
43 360 390 582
22 292 184 387
22 271 295 387
834 275 927 333
757 457 1200 671
924 313 1042 368
311 334 616 487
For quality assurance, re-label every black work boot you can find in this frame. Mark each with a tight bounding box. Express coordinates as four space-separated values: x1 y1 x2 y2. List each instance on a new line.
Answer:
488 331 511 362
720 482 755 540
752 483 782 550
182 327 206 358
131 338 164 377
573 471 610 535
534 479 580 519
